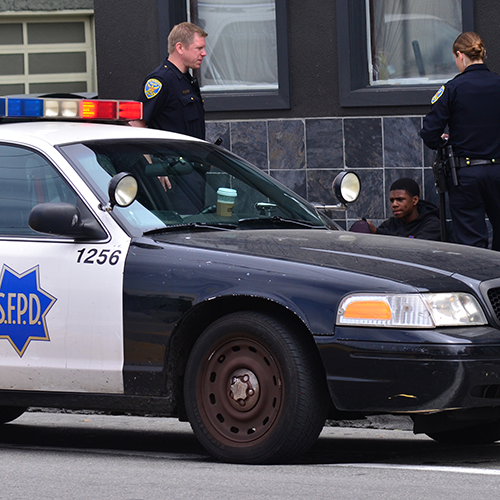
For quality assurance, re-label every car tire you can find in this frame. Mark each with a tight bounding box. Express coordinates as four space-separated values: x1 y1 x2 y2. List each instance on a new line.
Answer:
184 311 329 464
426 419 500 445
0 406 27 424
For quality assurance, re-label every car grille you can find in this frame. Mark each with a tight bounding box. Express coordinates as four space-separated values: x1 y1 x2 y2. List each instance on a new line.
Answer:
487 287 500 323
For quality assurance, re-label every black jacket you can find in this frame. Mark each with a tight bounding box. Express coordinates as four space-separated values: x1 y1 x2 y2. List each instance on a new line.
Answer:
420 64 500 158
376 200 441 241
138 59 205 140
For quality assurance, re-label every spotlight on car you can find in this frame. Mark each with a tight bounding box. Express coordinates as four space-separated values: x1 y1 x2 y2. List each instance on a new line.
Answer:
107 172 138 210
333 171 361 205
312 171 361 212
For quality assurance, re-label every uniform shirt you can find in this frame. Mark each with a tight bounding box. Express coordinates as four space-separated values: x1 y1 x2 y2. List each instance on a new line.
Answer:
375 200 441 241
138 59 205 140
420 64 500 158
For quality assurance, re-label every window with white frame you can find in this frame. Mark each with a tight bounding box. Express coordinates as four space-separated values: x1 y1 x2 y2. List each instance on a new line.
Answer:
0 12 96 96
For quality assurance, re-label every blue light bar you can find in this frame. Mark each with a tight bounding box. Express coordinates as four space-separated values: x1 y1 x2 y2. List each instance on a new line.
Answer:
0 98 5 117
8 98 44 117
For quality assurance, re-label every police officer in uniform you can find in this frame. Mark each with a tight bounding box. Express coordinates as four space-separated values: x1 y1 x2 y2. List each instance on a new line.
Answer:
131 22 208 213
420 31 500 251
133 21 207 139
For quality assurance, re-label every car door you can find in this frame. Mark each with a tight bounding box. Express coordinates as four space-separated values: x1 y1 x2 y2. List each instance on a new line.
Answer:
0 144 130 394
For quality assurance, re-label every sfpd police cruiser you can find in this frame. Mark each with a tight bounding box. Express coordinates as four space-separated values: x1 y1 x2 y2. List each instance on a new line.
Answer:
3 96 500 464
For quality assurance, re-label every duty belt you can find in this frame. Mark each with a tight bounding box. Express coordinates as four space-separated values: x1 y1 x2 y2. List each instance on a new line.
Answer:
456 157 500 167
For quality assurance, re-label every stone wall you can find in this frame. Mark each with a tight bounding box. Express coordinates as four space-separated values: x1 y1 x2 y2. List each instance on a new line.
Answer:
206 115 437 230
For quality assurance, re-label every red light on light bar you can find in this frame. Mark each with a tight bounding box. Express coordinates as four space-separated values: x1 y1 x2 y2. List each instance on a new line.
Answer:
81 100 118 120
119 101 143 120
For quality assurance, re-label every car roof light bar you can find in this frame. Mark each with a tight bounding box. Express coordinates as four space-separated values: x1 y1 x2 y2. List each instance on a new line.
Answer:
6 98 44 118
0 97 142 121
118 100 143 120
81 100 118 120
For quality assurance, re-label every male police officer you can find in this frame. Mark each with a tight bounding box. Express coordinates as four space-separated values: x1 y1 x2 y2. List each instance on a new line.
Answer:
132 22 207 139
131 22 208 213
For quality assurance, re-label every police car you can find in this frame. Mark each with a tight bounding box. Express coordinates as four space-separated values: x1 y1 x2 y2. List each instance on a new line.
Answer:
2 96 500 464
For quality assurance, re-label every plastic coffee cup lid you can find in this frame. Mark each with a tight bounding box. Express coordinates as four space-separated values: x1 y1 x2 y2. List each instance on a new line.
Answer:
217 188 237 197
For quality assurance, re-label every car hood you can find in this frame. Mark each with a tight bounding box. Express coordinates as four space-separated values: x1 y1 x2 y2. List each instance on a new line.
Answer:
149 229 500 290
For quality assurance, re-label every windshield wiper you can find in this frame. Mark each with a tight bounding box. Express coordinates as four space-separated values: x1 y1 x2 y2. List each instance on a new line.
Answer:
237 216 322 229
143 221 238 235
143 217 322 236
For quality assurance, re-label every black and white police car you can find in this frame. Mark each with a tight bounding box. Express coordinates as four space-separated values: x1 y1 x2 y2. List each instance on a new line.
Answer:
2 96 500 464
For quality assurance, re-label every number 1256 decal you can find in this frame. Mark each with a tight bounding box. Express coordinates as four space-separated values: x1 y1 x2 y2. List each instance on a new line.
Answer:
76 248 121 265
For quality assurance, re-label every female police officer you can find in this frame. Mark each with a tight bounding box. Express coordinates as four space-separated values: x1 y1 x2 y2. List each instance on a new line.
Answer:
420 32 500 251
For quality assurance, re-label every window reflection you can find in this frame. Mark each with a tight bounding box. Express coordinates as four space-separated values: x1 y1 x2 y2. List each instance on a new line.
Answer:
189 0 278 91
367 0 462 85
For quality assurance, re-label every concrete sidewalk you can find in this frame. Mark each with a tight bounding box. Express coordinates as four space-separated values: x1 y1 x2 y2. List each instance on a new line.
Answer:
327 415 414 431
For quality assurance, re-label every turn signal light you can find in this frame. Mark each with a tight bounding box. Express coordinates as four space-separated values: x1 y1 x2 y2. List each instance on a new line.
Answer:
343 300 392 320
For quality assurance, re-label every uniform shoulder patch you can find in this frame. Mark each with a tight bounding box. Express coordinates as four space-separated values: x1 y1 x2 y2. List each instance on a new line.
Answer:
431 85 445 104
144 78 162 99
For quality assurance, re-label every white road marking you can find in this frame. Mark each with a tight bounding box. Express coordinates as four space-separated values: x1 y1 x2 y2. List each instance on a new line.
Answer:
330 463 500 475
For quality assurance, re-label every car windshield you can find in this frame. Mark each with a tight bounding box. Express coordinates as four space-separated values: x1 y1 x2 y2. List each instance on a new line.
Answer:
60 139 334 235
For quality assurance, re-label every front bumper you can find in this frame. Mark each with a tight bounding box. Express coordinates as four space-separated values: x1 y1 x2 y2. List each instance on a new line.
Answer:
315 325 500 414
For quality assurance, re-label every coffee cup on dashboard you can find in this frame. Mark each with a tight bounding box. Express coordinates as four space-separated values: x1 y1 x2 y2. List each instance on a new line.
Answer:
216 187 237 217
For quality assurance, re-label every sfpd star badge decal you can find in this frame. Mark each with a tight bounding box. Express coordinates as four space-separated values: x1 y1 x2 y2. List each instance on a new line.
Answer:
0 265 57 357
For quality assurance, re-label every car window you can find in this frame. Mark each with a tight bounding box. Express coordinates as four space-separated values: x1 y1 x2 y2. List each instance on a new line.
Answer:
60 140 333 234
0 144 79 237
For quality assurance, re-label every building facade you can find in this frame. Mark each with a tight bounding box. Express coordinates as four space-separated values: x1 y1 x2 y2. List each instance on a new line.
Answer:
0 0 95 95
2 1 499 232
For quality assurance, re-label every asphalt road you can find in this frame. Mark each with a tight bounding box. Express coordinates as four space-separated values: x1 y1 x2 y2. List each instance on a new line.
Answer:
0 411 500 500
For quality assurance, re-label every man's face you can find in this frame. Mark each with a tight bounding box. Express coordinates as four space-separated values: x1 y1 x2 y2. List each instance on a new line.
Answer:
180 34 207 70
389 189 418 220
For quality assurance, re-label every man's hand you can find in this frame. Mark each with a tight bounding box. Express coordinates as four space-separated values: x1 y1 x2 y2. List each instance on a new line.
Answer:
158 176 172 191
366 220 377 234
143 153 172 191
129 120 147 128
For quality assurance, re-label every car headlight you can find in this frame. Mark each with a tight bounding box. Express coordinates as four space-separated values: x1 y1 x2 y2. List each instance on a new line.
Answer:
336 293 487 328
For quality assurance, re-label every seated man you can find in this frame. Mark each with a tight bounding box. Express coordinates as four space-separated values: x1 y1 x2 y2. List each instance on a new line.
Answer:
366 178 441 240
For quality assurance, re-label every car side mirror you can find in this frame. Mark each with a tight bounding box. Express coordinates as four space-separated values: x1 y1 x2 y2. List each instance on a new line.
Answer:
29 202 106 240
